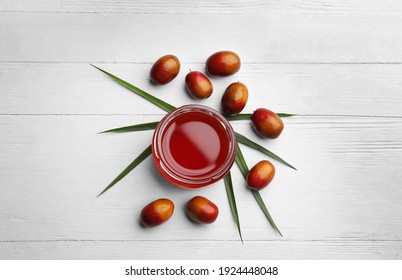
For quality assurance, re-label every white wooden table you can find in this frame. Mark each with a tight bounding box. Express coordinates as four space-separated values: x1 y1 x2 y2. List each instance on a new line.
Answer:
1 0 402 259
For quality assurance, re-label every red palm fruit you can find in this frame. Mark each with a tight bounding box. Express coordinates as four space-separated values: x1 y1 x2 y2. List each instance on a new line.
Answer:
140 198 174 227
246 160 275 191
186 196 219 224
150 55 180 85
221 82 248 115
185 71 213 99
251 108 284 139
206 51 241 76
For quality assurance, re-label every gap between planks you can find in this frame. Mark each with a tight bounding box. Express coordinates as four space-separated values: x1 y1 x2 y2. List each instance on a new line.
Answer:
2 239 402 243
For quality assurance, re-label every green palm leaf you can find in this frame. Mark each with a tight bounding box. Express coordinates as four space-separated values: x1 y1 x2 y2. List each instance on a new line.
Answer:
235 145 283 236
97 145 152 197
99 122 159 134
91 64 176 113
236 132 296 170
224 172 243 243
251 191 283 236
226 113 295 121
277 113 296 118
226 114 252 121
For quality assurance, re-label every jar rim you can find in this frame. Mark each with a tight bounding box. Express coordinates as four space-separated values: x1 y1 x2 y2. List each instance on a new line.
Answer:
152 104 237 189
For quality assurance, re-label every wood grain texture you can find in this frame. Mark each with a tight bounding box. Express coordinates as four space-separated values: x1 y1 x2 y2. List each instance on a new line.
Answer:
1 63 402 117
0 116 401 245
1 13 402 63
1 0 402 260
1 240 401 260
2 0 402 16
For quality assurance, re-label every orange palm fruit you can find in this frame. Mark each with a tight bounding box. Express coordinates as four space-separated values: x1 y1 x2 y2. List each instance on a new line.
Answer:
140 198 174 227
186 196 219 224
246 160 275 191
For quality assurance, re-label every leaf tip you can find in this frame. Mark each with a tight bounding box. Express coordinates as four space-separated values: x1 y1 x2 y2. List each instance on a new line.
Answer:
275 227 283 237
289 164 298 171
97 185 111 197
90 63 103 72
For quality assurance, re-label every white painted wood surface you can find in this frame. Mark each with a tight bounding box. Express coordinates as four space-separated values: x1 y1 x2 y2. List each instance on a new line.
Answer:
1 0 402 259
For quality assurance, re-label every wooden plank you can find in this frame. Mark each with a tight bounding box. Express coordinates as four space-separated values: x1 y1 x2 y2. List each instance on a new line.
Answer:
1 115 401 242
0 240 401 259
1 13 402 63
2 0 402 16
2 63 402 116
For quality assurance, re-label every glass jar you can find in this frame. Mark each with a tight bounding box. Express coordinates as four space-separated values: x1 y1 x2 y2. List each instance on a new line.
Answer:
152 104 237 189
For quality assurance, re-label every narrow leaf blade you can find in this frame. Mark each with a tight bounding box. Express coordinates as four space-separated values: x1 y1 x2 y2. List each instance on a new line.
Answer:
97 145 152 197
235 144 249 177
91 64 176 113
226 114 252 121
251 190 283 236
235 146 283 236
277 113 296 118
226 113 295 121
235 132 297 170
224 172 243 242
99 121 159 134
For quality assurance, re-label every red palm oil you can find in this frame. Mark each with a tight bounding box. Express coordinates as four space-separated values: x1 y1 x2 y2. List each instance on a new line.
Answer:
152 105 237 189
